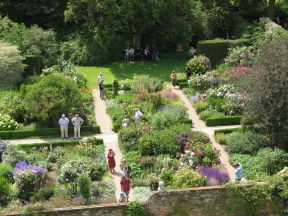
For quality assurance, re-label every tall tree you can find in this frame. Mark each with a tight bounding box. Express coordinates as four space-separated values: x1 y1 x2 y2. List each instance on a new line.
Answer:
267 0 276 19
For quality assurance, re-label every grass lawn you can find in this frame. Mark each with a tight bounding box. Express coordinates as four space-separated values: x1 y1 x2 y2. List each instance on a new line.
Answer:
76 59 188 88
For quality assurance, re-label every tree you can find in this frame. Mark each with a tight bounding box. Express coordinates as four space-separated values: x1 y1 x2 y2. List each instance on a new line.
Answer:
0 42 24 88
23 74 82 126
240 36 288 150
267 0 276 19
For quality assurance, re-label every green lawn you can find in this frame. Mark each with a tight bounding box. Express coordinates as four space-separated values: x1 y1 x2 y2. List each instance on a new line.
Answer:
76 59 187 88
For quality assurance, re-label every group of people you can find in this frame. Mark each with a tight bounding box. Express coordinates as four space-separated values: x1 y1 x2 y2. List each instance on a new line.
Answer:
107 148 131 202
176 44 197 61
59 114 84 140
124 44 159 62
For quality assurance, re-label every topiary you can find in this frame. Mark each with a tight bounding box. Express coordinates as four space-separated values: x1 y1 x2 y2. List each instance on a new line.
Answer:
87 162 107 181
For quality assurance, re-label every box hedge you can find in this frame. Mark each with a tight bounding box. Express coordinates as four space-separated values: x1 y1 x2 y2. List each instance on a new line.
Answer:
18 138 104 150
214 128 243 135
113 123 121 133
205 116 243 127
179 82 188 89
197 39 251 67
179 119 193 125
0 125 100 139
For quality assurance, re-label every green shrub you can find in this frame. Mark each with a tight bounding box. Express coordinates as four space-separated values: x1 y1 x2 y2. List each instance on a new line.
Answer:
194 101 209 114
0 163 13 182
0 177 13 207
23 55 41 76
118 127 141 153
77 174 91 201
205 116 243 126
123 201 153 216
39 186 55 200
48 146 66 163
113 123 121 132
179 119 192 126
87 162 107 181
199 109 225 120
208 97 224 108
114 93 133 103
151 105 187 130
179 82 188 89
214 128 242 135
226 131 268 155
133 187 152 201
131 75 163 94
224 46 256 67
173 167 205 188
2 144 27 167
0 114 19 131
160 170 175 186
186 55 211 75
215 133 229 145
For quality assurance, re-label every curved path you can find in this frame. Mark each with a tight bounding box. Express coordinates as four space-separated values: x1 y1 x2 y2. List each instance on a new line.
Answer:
9 85 244 204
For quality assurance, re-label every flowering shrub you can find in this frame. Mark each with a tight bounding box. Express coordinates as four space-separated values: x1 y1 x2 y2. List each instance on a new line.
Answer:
14 164 49 201
198 166 229 185
221 94 245 115
139 123 154 134
203 84 235 98
188 74 211 92
106 99 121 109
186 55 211 75
146 173 161 190
0 140 8 161
119 79 131 90
224 46 256 67
220 67 254 84
0 114 19 131
173 167 205 188
157 91 179 101
189 92 201 103
42 60 87 87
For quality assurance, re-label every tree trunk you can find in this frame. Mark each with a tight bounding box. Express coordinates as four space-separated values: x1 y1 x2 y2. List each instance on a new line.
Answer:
267 0 275 20
133 33 141 48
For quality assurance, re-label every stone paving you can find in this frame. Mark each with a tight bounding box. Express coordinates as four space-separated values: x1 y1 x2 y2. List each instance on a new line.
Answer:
9 85 245 204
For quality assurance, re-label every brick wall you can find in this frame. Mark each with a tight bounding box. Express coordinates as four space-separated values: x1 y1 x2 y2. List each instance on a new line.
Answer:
3 186 283 216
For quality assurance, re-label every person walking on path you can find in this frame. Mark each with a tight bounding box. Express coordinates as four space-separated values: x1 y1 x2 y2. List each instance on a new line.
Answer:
59 114 69 139
120 176 132 202
170 70 178 89
122 115 130 127
71 114 84 140
134 108 143 127
98 73 104 87
234 162 243 181
99 80 105 100
123 159 130 178
107 148 116 173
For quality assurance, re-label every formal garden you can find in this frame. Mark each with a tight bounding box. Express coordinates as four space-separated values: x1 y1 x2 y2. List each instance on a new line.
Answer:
1 0 288 215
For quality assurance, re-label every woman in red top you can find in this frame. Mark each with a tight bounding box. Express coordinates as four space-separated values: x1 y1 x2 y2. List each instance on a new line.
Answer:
107 148 116 173
120 176 132 202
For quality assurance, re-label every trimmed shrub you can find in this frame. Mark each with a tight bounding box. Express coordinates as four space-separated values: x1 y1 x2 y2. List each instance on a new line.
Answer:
178 82 188 89
179 119 192 126
113 123 121 132
77 174 91 201
199 109 225 120
87 162 107 181
194 101 209 114
205 116 243 126
197 38 251 67
226 131 268 155
214 128 242 135
186 55 211 75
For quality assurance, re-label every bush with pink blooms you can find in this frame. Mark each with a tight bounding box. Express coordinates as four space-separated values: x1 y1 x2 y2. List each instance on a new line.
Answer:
186 55 211 75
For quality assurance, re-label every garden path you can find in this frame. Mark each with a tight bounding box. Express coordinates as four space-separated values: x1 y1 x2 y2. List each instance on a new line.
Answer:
170 85 245 182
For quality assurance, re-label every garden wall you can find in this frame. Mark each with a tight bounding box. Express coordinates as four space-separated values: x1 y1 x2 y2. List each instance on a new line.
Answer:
3 186 283 216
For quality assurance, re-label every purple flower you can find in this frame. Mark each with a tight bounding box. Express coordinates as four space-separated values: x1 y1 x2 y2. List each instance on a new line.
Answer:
198 166 229 185
13 161 48 175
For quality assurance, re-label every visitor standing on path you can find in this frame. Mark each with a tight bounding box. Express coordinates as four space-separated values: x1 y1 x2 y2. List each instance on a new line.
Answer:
123 159 130 178
234 162 243 181
120 176 132 202
71 114 84 140
99 80 105 100
98 73 104 87
134 108 143 127
170 70 178 89
107 148 116 173
59 114 69 139
185 67 192 81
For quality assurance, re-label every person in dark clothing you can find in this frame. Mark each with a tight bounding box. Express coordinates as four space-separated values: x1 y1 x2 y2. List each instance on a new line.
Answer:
135 47 141 61
185 67 192 80
151 44 159 62
144 45 150 62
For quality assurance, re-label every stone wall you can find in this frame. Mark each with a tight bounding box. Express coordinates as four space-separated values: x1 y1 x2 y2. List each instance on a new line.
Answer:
3 186 283 216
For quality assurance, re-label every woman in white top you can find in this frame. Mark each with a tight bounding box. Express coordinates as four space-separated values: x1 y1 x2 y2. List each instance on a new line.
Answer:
190 47 196 58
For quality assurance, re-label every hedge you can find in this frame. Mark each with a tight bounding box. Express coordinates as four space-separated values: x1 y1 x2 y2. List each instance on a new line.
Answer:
23 55 41 77
197 39 251 67
0 125 100 139
113 123 121 133
205 116 243 127
179 119 193 125
179 82 188 89
214 128 243 135
18 138 104 150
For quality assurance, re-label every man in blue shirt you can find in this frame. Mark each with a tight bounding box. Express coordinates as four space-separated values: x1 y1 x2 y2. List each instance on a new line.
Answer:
234 162 243 181
59 114 69 139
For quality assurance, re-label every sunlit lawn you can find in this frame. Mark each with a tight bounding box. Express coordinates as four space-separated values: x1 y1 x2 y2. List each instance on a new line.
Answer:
76 59 188 88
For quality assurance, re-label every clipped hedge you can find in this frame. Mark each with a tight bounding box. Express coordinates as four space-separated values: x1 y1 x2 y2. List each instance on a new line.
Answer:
179 119 192 125
0 125 100 139
18 138 104 150
214 128 243 135
197 39 251 67
113 123 121 133
23 55 41 76
205 116 243 127
179 82 188 89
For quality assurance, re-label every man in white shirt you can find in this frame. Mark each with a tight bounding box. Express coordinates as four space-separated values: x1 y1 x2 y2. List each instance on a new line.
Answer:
59 114 69 139
71 114 84 140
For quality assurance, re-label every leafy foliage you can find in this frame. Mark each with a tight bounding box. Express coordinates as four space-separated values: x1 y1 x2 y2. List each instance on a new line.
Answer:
131 75 163 94
77 174 91 201
0 42 24 88
0 114 19 131
123 201 153 216
186 55 211 75
0 177 13 207
173 167 205 188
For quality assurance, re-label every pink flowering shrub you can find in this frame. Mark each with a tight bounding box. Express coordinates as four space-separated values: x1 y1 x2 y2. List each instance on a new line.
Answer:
220 67 254 84
186 55 211 75
146 173 161 190
15 169 49 202
157 91 179 101
224 46 257 67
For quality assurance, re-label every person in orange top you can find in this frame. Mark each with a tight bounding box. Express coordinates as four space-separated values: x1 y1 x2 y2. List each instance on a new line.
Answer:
107 148 116 173
170 70 178 89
